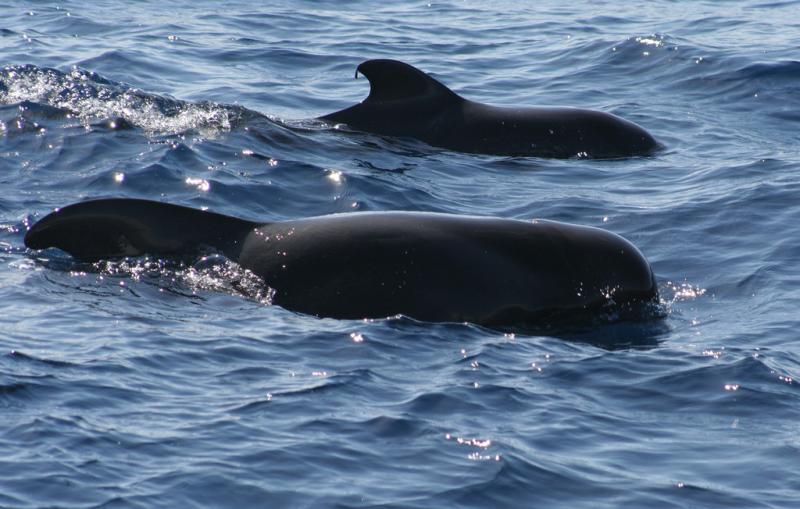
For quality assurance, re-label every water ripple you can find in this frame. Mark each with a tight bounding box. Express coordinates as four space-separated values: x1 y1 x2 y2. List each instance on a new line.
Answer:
2 1 800 508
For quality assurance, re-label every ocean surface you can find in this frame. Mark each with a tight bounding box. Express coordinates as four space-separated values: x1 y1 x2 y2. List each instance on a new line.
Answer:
2 1 799 507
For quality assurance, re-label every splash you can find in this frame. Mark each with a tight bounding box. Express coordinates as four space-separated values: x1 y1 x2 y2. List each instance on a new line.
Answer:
0 64 248 136
663 280 707 304
95 254 275 305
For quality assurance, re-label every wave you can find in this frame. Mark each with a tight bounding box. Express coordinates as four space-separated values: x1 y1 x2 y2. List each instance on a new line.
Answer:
0 64 253 136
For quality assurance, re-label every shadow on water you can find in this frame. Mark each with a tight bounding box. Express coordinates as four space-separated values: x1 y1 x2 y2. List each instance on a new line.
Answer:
467 303 670 351
383 313 670 351
544 317 670 350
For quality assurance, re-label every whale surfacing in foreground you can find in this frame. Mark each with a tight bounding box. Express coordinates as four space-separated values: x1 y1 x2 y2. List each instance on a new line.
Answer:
321 59 659 158
25 199 658 328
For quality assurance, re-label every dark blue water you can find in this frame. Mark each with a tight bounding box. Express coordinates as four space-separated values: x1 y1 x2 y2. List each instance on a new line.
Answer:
2 1 800 507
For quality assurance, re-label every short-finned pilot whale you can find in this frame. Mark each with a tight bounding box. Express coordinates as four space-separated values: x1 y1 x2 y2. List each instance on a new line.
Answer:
24 199 658 328
320 59 659 158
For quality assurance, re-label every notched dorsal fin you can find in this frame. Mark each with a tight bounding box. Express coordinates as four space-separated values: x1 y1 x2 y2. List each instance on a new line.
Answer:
355 59 461 103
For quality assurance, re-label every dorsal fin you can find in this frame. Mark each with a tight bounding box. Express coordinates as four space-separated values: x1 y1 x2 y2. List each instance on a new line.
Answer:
355 59 462 103
24 198 259 262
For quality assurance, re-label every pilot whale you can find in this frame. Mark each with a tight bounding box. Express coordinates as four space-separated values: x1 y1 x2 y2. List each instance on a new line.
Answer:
320 59 659 158
24 198 658 327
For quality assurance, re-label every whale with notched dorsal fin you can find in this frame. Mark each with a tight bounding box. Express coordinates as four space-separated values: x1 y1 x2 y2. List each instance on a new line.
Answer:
321 59 659 158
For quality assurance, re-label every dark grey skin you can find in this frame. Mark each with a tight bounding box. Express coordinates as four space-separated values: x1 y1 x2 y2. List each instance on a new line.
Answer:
320 59 659 158
24 199 658 327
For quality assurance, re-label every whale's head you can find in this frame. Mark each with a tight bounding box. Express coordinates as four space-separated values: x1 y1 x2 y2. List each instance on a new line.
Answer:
523 220 660 318
565 222 659 314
